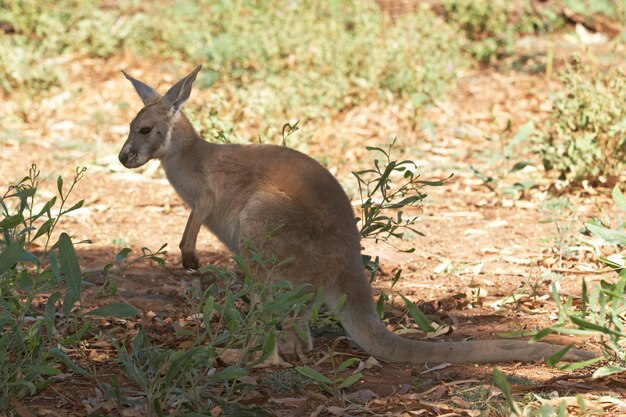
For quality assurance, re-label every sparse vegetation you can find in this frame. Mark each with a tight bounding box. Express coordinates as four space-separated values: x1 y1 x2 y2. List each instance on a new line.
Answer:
441 0 563 63
539 197 579 264
535 187 626 377
1 0 465 142
2 0 626 415
538 59 626 184
0 165 125 410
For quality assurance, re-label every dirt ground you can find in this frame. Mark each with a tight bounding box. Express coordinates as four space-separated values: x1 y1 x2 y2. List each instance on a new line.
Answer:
2 34 625 416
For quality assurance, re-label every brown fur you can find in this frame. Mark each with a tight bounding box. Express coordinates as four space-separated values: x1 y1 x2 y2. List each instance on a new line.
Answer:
118 66 593 364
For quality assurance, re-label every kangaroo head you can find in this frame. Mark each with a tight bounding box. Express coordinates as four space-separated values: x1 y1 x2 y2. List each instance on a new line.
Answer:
118 66 202 168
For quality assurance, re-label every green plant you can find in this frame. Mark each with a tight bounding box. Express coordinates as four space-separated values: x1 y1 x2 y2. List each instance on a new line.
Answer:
352 139 447 285
0 165 87 409
0 165 154 412
563 0 626 24
0 0 140 94
492 368 579 416
353 139 445 246
259 368 314 393
538 59 626 184
352 140 450 332
295 357 363 395
185 0 466 143
470 121 537 198
441 0 560 63
2 0 465 142
534 188 626 378
442 0 515 62
101 237 312 415
539 197 578 263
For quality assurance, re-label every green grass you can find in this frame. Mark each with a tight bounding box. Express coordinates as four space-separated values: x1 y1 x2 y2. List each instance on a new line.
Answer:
1 0 465 141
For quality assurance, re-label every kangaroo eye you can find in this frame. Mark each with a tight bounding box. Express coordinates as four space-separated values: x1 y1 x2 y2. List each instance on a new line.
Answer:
139 127 152 135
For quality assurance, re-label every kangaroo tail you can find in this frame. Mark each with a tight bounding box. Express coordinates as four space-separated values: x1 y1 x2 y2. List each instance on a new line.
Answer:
324 274 592 364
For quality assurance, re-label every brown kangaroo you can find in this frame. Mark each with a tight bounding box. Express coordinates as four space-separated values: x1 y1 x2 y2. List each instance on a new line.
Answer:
118 65 591 364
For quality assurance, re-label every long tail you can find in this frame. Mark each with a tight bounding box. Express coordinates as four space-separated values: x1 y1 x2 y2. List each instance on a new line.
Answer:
324 275 593 364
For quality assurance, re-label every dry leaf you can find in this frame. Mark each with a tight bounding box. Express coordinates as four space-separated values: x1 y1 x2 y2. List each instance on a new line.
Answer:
449 395 471 408
302 389 328 402
421 363 452 374
269 397 310 407
9 397 37 417
345 389 379 404
327 405 352 416
364 356 382 368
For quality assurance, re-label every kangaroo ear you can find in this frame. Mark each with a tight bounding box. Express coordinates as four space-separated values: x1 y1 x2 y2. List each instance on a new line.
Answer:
161 65 202 115
121 70 161 105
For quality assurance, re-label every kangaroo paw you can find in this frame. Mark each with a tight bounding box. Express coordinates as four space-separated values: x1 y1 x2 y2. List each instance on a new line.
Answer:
182 252 200 271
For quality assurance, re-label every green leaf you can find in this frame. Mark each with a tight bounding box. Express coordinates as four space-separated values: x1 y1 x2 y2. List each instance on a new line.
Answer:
115 248 131 265
592 365 626 378
9 380 37 396
612 186 626 211
510 160 533 173
166 346 204 384
57 176 64 198
49 347 90 377
337 357 361 372
365 145 388 157
249 329 276 368
203 296 215 331
32 196 56 221
58 233 82 304
24 364 62 376
510 121 534 146
49 251 61 283
535 327 599 337
295 366 332 385
12 187 36 216
492 368 522 415
60 200 84 216
546 344 572 366
17 270 34 291
338 373 362 389
85 302 139 317
32 217 54 241
569 315 626 337
0 238 24 273
556 356 603 371
209 366 248 381
376 292 387 319
311 287 325 321
62 290 76 318
45 292 61 330
581 278 588 315
417 177 450 186
400 294 435 332
131 330 145 354
586 223 626 246
0 213 24 229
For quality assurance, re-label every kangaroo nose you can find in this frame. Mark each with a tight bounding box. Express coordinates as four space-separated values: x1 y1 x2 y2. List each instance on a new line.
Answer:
119 151 128 165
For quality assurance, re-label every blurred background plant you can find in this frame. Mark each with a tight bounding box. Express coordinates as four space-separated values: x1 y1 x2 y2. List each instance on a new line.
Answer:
440 0 564 63
0 0 465 144
537 58 626 185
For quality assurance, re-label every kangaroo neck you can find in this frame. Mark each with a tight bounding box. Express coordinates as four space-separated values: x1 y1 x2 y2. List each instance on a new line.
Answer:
162 114 203 162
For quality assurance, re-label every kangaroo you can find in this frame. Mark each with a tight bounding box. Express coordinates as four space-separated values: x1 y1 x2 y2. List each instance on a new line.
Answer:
118 65 592 364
